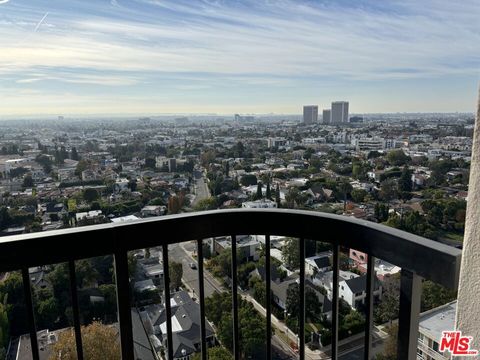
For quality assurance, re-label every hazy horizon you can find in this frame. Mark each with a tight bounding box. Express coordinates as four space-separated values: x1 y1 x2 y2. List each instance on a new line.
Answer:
0 111 475 123
1 0 479 116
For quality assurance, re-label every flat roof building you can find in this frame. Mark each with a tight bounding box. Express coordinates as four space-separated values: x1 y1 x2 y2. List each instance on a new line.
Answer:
331 101 349 124
322 109 331 124
418 301 456 360
303 105 318 125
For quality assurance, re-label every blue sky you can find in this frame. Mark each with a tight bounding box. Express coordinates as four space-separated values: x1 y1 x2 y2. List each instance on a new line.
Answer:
0 0 479 116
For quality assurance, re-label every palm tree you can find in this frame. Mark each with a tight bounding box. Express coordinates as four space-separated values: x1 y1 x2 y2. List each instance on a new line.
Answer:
338 180 353 212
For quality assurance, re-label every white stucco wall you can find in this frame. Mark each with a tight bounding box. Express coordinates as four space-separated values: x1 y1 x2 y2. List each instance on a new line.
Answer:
456 85 480 350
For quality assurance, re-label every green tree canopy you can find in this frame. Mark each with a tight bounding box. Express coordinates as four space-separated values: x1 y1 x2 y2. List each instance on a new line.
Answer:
49 322 120 360
0 301 9 358
379 179 398 203
192 346 231 360
194 197 217 211
169 261 183 291
0 272 27 336
22 175 34 188
282 238 300 270
83 188 99 202
240 174 257 186
351 188 367 203
205 292 265 359
386 150 410 166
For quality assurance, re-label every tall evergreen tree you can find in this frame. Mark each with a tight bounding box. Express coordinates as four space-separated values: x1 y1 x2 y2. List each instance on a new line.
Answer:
338 180 353 211
256 182 263 200
275 184 281 207
398 166 413 193
266 181 271 199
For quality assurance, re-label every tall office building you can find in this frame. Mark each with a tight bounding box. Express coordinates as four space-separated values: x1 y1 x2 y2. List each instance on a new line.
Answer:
322 109 331 124
303 105 318 125
331 101 349 123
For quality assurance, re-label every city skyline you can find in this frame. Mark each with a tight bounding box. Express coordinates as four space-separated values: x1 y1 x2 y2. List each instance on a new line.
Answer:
1 0 479 117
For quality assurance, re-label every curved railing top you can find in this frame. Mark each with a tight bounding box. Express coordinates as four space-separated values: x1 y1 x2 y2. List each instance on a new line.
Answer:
0 208 461 289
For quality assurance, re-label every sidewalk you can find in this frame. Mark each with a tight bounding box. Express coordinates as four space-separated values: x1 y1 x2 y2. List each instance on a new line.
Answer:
179 242 389 359
243 292 389 359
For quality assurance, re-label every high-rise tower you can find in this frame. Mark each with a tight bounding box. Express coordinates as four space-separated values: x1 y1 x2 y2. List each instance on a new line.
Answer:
331 101 349 123
303 105 318 125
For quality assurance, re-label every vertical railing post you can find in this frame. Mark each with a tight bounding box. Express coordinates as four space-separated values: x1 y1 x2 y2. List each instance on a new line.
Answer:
162 244 174 360
299 238 306 360
21 267 40 360
231 235 240 360
331 245 340 360
114 251 134 360
197 239 207 360
364 255 375 360
265 235 272 360
68 260 84 360
397 269 422 360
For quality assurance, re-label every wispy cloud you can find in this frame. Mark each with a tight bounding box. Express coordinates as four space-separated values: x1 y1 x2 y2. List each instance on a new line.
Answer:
0 0 478 115
15 72 141 86
3 1 479 78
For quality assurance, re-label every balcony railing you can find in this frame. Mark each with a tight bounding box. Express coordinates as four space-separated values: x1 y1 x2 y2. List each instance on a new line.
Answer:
417 339 447 360
0 209 462 360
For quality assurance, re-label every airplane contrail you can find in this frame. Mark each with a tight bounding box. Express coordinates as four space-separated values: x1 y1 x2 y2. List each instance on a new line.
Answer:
34 12 49 32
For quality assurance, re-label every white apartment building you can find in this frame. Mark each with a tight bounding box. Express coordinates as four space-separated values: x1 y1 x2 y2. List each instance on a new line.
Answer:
302 137 326 145
417 301 456 360
352 138 384 151
242 199 277 209
4 158 27 174
267 137 287 148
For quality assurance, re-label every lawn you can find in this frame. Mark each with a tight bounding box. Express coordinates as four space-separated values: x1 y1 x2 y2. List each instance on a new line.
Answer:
441 231 464 243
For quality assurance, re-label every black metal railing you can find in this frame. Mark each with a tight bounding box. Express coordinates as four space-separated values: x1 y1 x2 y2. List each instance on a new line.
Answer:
0 209 462 360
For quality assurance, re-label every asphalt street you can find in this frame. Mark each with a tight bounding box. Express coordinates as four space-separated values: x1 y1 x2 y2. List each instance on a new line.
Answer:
168 242 296 359
167 241 387 360
191 169 210 207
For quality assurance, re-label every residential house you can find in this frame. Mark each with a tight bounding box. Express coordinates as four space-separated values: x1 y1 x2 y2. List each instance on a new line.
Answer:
76 210 104 223
143 263 164 287
305 252 331 276
29 266 51 290
242 199 277 208
141 205 166 217
214 235 260 262
339 275 382 309
44 202 67 219
271 275 298 311
269 273 331 319
356 259 401 281
81 169 98 181
314 270 382 309
142 291 215 360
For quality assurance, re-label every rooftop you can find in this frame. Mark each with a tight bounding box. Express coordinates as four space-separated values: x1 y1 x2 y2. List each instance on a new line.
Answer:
419 301 457 341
